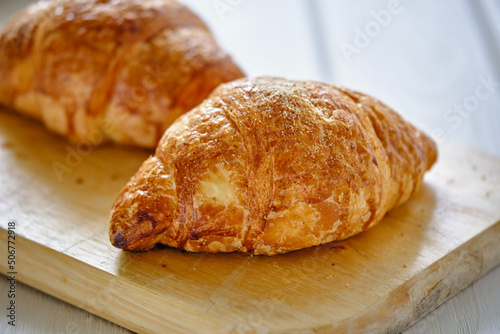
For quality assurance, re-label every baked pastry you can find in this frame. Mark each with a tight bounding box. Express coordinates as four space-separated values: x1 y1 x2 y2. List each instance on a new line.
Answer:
110 77 437 255
0 0 244 148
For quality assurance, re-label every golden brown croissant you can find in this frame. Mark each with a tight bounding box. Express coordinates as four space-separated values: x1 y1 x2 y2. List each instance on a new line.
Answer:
0 0 243 148
110 77 437 255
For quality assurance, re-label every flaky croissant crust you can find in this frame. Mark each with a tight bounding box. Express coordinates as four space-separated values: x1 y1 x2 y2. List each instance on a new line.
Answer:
110 77 437 255
0 0 243 148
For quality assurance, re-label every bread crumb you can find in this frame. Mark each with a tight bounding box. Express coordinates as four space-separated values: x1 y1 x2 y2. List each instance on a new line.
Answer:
75 177 84 184
403 264 407 268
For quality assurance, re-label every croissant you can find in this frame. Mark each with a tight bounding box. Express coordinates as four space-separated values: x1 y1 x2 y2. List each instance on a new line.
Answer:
0 0 243 148
110 77 437 255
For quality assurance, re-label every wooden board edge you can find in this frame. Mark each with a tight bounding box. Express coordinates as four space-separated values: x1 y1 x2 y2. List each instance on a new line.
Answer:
0 231 231 334
317 219 500 334
1 219 500 334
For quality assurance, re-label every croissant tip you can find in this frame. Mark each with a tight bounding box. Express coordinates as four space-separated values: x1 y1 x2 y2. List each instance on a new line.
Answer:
111 231 129 249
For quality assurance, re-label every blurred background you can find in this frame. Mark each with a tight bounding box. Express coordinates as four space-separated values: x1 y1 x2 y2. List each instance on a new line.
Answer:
0 0 499 333
188 0 500 158
1 0 499 157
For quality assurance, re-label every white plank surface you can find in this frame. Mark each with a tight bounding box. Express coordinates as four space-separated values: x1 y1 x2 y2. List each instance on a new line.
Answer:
1 0 499 333
182 0 325 81
315 0 500 157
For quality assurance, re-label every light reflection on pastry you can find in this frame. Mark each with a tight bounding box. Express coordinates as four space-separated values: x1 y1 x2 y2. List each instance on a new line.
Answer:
0 0 244 148
110 77 437 255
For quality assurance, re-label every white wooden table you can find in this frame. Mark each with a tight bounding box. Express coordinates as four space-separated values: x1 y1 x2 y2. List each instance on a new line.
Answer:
1 0 499 333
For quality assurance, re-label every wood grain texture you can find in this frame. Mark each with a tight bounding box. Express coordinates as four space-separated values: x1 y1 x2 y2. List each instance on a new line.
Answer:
1 0 499 333
0 279 128 334
2 266 500 334
0 107 499 333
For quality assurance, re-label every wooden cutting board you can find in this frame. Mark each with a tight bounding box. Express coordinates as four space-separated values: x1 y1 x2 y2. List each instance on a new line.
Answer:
0 109 499 334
